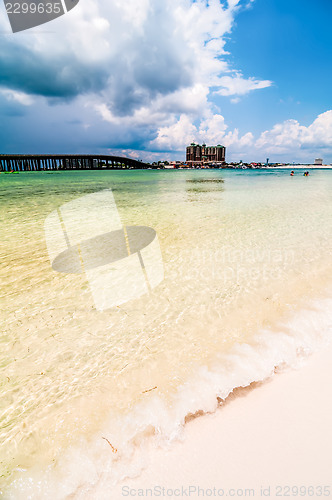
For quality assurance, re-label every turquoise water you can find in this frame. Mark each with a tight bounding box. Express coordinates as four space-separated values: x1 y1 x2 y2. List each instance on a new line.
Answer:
1 169 332 498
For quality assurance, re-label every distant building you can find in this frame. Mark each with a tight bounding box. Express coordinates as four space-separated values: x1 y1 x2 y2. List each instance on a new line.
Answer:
186 143 226 165
314 158 323 165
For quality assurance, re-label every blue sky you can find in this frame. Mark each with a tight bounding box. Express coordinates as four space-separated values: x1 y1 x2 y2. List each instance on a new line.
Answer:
222 0 332 132
0 0 331 163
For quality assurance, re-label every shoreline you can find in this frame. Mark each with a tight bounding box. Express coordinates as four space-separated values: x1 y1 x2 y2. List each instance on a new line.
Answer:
1 165 332 172
234 165 332 171
6 289 332 500
110 340 332 499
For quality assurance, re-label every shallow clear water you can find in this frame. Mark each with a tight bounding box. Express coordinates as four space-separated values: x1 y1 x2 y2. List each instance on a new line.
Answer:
1 169 332 497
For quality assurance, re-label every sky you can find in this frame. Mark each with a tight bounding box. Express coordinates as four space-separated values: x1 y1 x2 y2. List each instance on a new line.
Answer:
0 0 331 163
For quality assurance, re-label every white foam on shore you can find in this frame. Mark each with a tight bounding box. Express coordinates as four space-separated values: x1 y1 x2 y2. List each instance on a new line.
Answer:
4 290 332 500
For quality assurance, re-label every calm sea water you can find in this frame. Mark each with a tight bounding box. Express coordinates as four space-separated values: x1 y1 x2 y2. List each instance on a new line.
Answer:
1 169 332 498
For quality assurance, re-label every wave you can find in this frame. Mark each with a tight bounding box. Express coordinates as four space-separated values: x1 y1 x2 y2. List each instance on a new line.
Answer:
4 289 332 500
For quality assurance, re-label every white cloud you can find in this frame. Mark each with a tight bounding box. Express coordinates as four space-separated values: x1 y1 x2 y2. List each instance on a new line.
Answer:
199 114 228 144
150 112 254 151
95 83 210 128
304 110 332 147
216 73 272 97
224 129 254 148
0 88 34 106
256 119 305 152
4 0 310 161
151 109 332 161
256 111 332 153
0 0 272 128
150 114 198 151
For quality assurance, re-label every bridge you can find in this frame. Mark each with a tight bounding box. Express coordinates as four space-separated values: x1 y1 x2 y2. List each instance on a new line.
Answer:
0 154 150 172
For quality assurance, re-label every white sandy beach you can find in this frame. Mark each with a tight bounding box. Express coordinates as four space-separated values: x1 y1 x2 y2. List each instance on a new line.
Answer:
111 342 332 500
268 165 332 169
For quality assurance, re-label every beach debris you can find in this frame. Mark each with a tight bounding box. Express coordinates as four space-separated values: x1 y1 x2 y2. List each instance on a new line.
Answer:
116 306 129 316
119 363 129 373
142 386 157 394
50 334 61 342
102 437 117 453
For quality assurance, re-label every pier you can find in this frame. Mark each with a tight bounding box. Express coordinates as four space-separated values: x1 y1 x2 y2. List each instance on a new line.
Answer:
0 154 150 172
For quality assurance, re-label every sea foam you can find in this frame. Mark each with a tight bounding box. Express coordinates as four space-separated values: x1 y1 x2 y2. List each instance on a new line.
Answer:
5 289 332 500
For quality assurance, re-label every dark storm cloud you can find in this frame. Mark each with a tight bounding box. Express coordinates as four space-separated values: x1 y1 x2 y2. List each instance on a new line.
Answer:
0 44 109 99
0 1 193 114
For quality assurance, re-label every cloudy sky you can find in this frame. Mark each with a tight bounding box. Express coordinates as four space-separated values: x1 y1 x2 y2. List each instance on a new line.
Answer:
0 0 331 163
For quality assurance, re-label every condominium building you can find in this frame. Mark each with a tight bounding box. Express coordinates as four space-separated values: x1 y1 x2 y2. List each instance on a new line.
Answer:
186 143 226 164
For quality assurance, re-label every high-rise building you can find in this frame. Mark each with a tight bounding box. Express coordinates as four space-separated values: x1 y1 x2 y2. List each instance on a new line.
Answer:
186 143 226 164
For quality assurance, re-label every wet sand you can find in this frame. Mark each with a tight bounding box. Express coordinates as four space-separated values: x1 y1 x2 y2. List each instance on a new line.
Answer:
111 342 332 500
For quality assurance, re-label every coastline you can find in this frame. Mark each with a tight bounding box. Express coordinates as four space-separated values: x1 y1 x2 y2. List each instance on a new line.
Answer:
111 340 332 500
1 162 332 173
108 288 332 500
262 165 332 169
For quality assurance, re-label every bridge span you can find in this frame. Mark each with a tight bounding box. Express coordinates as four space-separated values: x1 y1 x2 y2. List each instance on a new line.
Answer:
0 154 150 172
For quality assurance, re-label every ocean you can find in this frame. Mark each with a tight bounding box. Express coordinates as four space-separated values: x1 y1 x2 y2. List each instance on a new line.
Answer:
1 168 331 498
